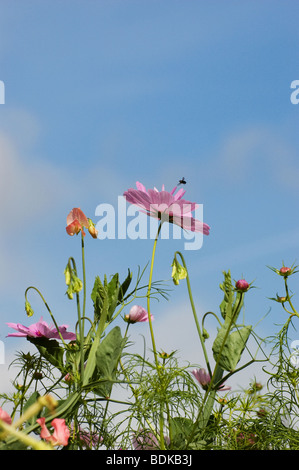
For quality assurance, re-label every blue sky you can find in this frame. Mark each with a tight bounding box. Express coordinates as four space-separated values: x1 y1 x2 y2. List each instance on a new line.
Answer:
1 1 299 391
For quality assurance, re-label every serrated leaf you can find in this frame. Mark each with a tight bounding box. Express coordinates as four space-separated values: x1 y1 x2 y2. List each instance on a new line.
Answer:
212 325 252 372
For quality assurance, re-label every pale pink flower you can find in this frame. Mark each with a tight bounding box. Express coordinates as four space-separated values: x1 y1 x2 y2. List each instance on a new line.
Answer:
192 368 231 391
66 208 89 236
124 305 153 324
132 430 170 450
0 407 12 425
6 317 76 341
123 182 210 234
37 417 70 447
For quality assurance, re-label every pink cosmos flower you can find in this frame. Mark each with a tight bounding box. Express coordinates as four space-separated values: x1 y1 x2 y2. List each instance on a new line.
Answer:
192 368 231 391
66 208 89 236
0 407 12 425
6 317 76 341
123 182 210 234
124 305 153 324
37 417 70 447
132 430 170 450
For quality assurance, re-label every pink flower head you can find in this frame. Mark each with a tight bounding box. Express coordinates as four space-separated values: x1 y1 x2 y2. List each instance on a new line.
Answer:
192 368 231 392
37 417 70 447
0 407 12 425
124 305 153 324
6 317 76 341
66 208 89 237
132 430 170 450
123 182 210 234
235 279 250 292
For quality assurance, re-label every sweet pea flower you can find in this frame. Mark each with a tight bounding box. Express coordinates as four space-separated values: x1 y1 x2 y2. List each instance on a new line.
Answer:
124 305 153 324
123 182 210 234
37 418 70 447
6 317 76 341
0 407 12 425
66 208 89 237
192 368 231 391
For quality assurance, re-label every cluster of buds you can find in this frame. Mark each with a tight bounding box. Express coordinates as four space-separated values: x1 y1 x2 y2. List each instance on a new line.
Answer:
64 264 83 300
171 257 187 286
268 263 298 308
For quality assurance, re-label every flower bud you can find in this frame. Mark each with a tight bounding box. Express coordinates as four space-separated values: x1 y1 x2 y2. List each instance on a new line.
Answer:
25 300 34 318
64 265 71 286
171 258 187 285
280 266 292 276
235 279 250 292
88 219 98 239
72 277 83 294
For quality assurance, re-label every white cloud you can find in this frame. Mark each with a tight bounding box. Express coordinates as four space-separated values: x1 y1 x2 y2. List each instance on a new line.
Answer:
214 125 299 191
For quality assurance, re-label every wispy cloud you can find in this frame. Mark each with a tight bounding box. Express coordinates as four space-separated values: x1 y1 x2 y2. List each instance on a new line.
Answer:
212 125 299 192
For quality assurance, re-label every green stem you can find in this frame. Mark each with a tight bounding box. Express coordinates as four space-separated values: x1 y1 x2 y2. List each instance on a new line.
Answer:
81 231 87 330
146 222 162 368
186 292 245 447
25 287 67 347
284 278 298 316
146 222 166 450
174 252 212 377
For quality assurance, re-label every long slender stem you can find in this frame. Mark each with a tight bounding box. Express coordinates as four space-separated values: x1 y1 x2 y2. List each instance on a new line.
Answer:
174 251 212 376
78 231 87 382
146 222 166 450
81 232 87 330
146 222 162 368
284 278 298 316
186 292 245 447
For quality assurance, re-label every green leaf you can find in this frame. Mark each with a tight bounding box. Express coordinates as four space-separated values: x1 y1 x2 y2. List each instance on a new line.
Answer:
27 337 65 371
91 276 107 323
91 273 129 324
94 326 126 396
118 269 132 303
83 293 109 386
219 271 244 323
169 417 194 449
212 325 252 372
106 273 120 321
